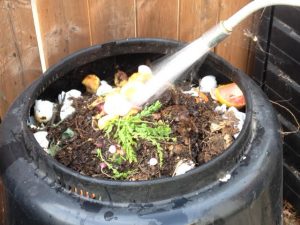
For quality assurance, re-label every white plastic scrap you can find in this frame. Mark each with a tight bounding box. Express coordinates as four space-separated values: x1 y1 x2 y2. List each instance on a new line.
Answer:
219 173 231 182
33 131 49 151
96 80 113 96
199 75 217 93
173 159 195 176
34 100 54 123
148 158 158 166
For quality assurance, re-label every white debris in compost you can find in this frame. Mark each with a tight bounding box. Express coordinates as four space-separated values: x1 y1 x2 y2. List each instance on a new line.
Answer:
99 65 152 117
210 88 217 100
199 75 217 93
219 173 231 182
58 89 81 105
120 81 146 101
58 89 82 121
96 80 113 96
214 104 227 114
103 93 132 116
173 159 195 176
226 107 246 138
97 114 117 129
138 65 152 75
60 105 76 121
148 158 158 166
34 100 55 123
33 131 49 151
108 145 117 154
182 88 199 97
214 104 246 139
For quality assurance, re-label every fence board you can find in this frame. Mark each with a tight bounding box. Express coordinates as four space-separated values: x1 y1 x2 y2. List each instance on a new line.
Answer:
215 0 252 72
0 0 41 119
136 0 178 39
179 0 220 42
35 0 90 68
89 0 135 44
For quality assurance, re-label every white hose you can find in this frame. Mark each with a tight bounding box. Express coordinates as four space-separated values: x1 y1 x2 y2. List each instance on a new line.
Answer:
132 0 300 106
224 0 300 31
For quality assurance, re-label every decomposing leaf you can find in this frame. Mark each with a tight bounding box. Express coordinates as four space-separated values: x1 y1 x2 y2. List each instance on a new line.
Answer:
62 128 75 140
48 142 60 157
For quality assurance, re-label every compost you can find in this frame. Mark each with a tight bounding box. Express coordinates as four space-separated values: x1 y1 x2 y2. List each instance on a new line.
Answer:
30 68 244 181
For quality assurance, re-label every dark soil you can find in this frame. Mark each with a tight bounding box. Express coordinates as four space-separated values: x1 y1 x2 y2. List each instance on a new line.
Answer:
45 86 238 181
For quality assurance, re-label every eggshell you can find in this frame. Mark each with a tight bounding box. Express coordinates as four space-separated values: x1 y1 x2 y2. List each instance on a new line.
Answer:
34 100 54 123
199 75 217 93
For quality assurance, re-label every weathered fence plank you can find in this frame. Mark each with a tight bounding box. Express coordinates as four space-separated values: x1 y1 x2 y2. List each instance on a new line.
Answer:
179 0 220 42
136 0 178 39
215 0 253 71
34 0 90 67
89 0 136 44
0 0 41 119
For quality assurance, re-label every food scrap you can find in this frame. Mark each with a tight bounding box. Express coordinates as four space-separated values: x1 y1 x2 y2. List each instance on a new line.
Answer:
213 83 245 108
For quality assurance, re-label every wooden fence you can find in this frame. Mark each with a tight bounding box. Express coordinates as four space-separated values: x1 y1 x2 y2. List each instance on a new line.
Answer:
0 0 254 120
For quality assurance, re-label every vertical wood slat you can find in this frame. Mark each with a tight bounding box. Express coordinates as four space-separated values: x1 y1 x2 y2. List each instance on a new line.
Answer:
179 0 220 42
89 0 136 44
34 0 90 68
215 0 253 72
0 0 41 119
136 0 178 39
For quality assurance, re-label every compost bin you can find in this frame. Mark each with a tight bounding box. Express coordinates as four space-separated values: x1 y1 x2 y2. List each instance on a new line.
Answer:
0 38 282 225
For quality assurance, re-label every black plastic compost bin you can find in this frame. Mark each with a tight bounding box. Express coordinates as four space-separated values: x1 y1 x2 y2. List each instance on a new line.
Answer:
0 38 282 225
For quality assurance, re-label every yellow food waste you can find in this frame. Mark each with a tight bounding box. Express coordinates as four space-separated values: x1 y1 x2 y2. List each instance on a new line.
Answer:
213 83 245 108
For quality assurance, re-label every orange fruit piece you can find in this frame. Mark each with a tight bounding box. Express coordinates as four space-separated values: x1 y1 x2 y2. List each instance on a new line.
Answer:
213 83 245 108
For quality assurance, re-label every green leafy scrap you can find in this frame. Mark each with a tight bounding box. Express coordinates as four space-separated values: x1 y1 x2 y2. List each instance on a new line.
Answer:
96 148 133 180
103 100 172 166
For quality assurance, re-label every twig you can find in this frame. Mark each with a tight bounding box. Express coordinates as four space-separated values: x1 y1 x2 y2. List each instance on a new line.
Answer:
188 138 192 158
270 100 300 135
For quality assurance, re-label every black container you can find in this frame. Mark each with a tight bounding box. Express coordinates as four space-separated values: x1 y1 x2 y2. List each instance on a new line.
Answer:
0 39 282 225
